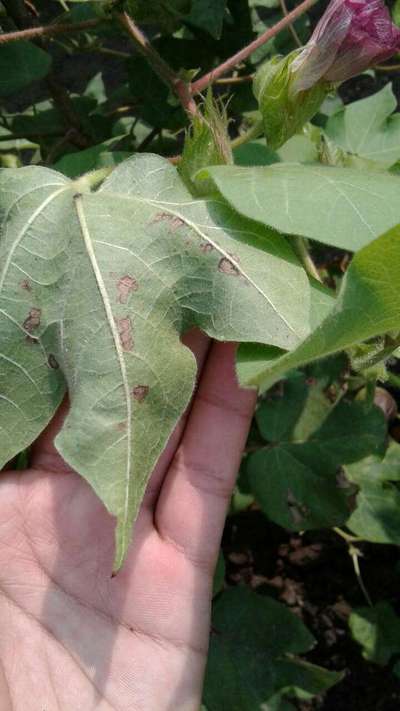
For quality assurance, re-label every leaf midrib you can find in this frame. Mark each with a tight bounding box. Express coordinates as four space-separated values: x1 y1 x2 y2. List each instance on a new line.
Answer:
73 195 132 557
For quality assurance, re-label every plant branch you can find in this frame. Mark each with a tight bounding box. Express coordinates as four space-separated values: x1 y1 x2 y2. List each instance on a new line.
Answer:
279 0 302 47
117 11 197 117
191 0 316 94
0 18 101 44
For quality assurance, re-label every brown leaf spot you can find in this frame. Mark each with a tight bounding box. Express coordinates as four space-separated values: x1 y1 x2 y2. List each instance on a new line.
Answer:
117 275 138 305
23 307 41 333
132 385 149 402
20 279 32 291
48 354 59 369
200 242 214 253
152 212 185 231
218 257 239 276
116 421 127 432
115 316 133 352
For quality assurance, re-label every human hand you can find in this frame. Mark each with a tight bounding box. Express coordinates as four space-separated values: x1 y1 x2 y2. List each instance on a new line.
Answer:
0 333 256 711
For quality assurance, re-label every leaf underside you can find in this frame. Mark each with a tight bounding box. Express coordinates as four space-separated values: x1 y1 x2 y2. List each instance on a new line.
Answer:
0 153 311 570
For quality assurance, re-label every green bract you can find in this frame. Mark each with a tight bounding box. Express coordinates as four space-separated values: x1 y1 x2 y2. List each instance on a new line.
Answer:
253 51 331 150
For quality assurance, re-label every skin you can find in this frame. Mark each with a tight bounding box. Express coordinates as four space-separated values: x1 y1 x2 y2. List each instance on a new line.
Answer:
0 333 257 711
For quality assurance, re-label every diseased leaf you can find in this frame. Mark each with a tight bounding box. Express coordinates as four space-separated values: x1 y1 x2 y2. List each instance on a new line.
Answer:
0 154 311 570
325 84 400 169
237 224 400 392
199 163 400 250
0 167 71 467
203 587 342 710
0 42 52 97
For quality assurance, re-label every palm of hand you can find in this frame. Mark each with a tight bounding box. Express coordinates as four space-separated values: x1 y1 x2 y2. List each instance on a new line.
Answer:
0 338 256 711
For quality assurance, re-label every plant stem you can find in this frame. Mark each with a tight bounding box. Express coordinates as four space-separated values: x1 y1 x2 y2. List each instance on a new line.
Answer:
294 236 322 283
191 0 315 94
74 167 113 192
349 545 373 607
333 527 362 544
117 11 197 118
0 19 100 44
374 63 400 72
279 0 302 47
216 74 254 85
230 119 264 149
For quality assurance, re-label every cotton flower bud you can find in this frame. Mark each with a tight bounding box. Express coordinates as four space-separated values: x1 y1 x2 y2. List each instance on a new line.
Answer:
292 0 400 92
253 50 330 150
254 0 400 150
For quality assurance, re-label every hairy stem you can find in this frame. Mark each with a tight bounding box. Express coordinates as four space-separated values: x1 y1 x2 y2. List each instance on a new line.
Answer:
191 0 316 94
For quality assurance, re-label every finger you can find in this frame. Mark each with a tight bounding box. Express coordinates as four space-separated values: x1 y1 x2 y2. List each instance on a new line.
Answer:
141 328 210 511
154 341 257 570
30 396 72 473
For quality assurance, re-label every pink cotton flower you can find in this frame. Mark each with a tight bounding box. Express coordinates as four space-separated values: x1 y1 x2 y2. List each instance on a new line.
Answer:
292 0 400 92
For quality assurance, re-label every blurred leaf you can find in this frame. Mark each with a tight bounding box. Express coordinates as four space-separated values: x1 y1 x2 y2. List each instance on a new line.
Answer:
325 85 400 169
255 373 308 442
9 97 97 137
233 139 278 166
0 42 51 97
345 439 400 544
349 602 400 665
127 56 186 130
54 137 128 177
203 587 342 710
186 0 227 39
124 0 190 31
248 400 385 531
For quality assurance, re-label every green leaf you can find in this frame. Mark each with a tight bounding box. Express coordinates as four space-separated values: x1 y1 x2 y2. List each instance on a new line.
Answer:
349 602 400 666
186 0 227 39
345 439 400 544
53 138 128 178
0 42 52 97
325 85 400 169
248 400 385 531
0 154 311 570
236 224 400 392
124 0 190 31
203 587 342 710
199 164 400 250
394 0 400 26
255 372 308 442
127 56 186 131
